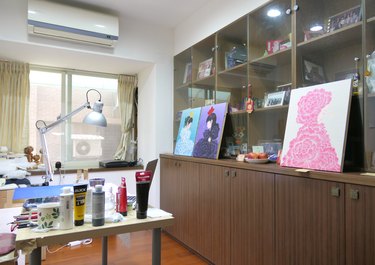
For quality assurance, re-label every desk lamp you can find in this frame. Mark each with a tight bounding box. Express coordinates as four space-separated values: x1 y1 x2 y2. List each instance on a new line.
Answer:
36 89 107 185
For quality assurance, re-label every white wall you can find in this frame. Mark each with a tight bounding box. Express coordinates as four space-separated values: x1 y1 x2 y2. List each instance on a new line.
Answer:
0 0 173 207
174 0 269 54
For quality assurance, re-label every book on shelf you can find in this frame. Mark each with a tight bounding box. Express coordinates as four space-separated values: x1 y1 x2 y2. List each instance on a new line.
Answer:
197 58 213 79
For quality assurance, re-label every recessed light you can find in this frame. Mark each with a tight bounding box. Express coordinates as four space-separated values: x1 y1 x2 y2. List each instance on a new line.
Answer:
310 25 323 32
28 10 36 14
267 9 281 17
95 24 105 28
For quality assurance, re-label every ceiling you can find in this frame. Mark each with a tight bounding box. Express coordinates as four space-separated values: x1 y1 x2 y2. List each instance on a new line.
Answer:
53 0 215 29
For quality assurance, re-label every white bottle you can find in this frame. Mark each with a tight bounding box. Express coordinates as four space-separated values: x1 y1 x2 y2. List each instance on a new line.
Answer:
59 186 74 230
92 184 105 226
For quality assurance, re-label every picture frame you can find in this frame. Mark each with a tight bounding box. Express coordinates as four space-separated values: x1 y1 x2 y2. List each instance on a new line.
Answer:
183 62 192 84
276 83 292 105
327 5 362 33
264 91 286 108
302 58 326 84
197 58 213 80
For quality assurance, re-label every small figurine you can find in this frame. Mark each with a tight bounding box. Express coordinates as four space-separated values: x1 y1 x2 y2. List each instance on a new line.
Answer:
24 146 34 162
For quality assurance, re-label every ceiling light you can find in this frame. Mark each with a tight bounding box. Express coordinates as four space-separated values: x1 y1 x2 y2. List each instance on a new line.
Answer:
28 10 36 14
267 9 281 17
310 25 323 32
95 24 105 28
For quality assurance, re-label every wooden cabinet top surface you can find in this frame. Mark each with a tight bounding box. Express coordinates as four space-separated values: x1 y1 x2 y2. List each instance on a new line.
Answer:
160 153 375 187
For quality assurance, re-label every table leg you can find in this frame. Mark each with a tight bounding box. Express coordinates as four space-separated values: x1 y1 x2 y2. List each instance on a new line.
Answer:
102 236 108 265
29 247 41 265
152 228 161 265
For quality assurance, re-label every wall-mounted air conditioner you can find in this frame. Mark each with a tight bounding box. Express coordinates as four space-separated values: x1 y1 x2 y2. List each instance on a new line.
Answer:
28 0 119 47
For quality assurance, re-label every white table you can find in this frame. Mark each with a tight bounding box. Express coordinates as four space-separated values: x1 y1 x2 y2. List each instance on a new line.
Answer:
14 208 173 265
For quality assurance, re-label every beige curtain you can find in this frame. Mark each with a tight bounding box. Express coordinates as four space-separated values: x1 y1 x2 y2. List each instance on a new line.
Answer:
0 61 30 153
114 75 138 160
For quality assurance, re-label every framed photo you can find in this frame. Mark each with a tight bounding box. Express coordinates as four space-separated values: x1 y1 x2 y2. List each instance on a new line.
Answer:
197 58 213 80
276 83 292 104
264 91 286 108
183 62 192 84
327 5 362 33
302 58 326 84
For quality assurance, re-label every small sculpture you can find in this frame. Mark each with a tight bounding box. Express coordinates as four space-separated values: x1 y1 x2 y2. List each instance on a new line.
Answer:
24 146 34 162
23 146 41 164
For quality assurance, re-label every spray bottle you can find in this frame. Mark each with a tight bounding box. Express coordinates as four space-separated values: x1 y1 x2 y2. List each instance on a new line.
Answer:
116 177 127 216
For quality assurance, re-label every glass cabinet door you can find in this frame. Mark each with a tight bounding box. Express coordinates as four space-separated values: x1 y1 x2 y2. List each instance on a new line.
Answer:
216 16 248 112
174 48 192 145
192 35 216 107
365 0 375 171
247 0 292 151
296 0 363 88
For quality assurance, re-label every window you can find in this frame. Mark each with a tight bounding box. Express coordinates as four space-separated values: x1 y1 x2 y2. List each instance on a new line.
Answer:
29 67 121 168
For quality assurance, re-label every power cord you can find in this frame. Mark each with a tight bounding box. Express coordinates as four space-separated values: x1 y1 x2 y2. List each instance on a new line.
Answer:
46 238 93 253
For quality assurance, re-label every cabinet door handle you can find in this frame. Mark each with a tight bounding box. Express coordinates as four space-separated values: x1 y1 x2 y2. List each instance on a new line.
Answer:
231 171 237 178
224 170 230 177
350 189 359 200
293 4 299 12
331 187 340 197
285 8 292 15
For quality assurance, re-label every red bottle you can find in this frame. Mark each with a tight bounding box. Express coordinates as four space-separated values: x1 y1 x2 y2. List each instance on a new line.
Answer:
116 177 127 216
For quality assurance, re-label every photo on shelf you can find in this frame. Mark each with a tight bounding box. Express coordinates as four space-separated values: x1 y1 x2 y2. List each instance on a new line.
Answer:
197 58 213 80
327 5 362 33
183 62 192 84
302 58 326 84
264 91 286 108
276 83 292 104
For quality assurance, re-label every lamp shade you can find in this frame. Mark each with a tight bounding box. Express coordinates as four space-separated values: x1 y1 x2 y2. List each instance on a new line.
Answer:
83 100 107 127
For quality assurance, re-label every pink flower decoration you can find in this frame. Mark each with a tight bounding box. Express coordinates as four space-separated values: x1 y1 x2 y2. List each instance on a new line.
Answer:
297 89 332 124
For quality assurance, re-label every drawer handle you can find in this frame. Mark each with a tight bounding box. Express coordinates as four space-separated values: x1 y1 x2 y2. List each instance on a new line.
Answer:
350 189 359 200
331 187 340 197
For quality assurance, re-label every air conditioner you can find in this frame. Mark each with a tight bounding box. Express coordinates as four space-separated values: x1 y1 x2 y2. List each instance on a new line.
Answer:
28 0 119 47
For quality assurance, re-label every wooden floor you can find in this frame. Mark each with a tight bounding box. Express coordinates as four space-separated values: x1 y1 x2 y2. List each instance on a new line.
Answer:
42 231 209 265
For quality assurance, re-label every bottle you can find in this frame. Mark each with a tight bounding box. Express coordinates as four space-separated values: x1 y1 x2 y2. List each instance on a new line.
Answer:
352 57 361 95
59 186 74 230
116 177 127 216
92 184 105 226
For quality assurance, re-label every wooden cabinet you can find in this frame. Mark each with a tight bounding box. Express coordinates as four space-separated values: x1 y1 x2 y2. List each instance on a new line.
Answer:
198 164 230 265
160 158 200 248
160 157 274 265
231 168 274 265
275 174 345 265
345 184 375 265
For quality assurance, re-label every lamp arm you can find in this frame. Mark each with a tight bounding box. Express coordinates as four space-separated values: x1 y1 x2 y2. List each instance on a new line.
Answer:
41 102 90 134
37 101 90 184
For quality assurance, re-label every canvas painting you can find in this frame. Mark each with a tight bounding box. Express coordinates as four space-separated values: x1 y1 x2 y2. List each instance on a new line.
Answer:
174 107 201 156
193 103 228 159
280 79 352 172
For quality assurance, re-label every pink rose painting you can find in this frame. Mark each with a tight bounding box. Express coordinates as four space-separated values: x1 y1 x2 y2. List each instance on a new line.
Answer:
281 79 352 172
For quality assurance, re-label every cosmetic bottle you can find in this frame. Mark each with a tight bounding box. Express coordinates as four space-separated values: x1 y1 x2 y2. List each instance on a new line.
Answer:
92 184 105 226
59 186 74 229
116 177 127 216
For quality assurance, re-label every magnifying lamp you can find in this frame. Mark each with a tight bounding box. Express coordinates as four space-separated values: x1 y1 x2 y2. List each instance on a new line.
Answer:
36 89 107 185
